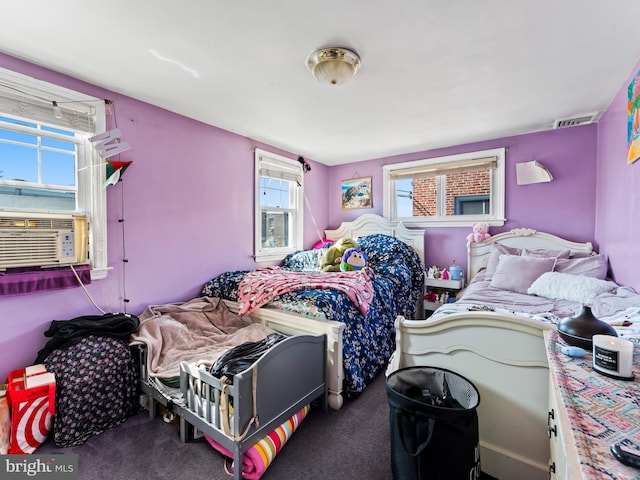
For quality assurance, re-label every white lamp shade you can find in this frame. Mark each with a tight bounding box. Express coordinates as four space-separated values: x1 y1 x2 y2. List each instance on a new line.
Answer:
312 60 357 86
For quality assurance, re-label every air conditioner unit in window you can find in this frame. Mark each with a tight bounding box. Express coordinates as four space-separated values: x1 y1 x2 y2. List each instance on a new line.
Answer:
0 213 89 269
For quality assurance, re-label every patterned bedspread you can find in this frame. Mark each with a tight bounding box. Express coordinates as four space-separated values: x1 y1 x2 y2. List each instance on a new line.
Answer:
201 234 425 396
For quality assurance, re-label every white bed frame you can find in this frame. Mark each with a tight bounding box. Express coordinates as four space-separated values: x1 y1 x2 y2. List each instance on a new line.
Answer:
225 214 425 410
388 228 593 480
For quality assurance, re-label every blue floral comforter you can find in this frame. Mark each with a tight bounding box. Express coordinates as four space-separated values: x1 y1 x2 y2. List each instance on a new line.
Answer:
201 234 424 396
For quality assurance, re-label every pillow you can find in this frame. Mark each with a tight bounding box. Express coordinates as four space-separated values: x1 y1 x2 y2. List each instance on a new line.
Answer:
490 255 556 294
521 248 571 259
484 243 521 278
554 254 608 279
281 248 325 271
528 272 617 304
312 238 334 249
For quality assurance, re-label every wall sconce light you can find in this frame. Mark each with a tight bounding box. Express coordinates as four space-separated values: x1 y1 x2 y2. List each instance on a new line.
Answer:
516 160 553 185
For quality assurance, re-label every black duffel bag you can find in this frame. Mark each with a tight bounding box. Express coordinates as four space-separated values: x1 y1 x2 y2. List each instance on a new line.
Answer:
210 332 286 381
386 366 481 480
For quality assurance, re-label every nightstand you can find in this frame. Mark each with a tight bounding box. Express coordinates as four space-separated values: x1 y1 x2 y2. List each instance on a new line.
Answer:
424 277 465 314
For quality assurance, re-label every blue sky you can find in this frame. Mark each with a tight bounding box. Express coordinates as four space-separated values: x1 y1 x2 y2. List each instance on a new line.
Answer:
397 178 413 217
0 116 76 187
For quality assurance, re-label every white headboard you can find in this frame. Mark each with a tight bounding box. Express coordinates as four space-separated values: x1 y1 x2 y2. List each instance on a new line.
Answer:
467 228 594 283
324 214 425 264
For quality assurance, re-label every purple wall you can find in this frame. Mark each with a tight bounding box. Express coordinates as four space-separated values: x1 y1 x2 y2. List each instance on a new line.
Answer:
0 53 329 381
329 125 598 271
595 57 640 292
2 49 636 382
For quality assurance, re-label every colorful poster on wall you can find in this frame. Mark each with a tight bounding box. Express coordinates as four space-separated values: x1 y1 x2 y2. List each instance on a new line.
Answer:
341 177 372 209
628 70 640 165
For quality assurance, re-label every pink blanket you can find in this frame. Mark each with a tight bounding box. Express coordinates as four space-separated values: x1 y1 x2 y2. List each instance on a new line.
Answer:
237 266 375 317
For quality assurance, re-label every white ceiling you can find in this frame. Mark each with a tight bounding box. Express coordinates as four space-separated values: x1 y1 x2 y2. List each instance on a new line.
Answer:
2 1 640 166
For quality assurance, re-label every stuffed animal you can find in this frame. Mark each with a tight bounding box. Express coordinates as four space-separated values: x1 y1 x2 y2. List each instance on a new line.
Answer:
320 238 360 272
340 248 368 271
466 222 491 243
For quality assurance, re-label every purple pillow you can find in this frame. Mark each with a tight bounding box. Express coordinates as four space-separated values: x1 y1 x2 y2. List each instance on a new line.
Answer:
490 255 556 294
521 248 571 259
484 244 521 278
554 254 608 280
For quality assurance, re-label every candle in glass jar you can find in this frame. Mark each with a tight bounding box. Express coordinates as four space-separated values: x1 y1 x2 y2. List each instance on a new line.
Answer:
592 334 635 380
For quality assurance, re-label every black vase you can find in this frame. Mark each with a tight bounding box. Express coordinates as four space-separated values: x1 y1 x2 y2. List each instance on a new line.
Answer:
557 305 617 350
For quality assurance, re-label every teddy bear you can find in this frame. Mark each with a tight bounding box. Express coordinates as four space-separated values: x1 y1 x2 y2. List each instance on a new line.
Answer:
340 248 368 271
320 238 360 272
466 222 491 243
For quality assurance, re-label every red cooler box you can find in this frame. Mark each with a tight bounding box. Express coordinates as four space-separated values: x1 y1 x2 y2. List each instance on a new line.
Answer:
5 365 56 454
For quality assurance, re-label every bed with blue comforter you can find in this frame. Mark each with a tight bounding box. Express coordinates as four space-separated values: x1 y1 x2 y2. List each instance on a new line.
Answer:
201 234 424 398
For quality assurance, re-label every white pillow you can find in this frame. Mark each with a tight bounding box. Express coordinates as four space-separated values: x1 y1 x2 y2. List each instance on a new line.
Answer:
528 272 617 305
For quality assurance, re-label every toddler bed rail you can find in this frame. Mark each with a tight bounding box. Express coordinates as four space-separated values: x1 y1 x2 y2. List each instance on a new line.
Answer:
137 334 327 480
180 334 326 479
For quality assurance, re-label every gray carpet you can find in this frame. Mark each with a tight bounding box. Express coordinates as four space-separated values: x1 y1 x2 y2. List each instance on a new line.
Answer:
38 372 393 479
38 373 497 479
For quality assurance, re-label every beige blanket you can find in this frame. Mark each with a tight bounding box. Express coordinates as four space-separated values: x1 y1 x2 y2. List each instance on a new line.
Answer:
131 296 276 380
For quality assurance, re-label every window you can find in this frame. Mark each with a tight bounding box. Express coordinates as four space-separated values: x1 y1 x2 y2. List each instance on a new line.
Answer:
454 194 490 215
0 68 107 278
383 147 505 227
254 149 303 262
0 118 77 211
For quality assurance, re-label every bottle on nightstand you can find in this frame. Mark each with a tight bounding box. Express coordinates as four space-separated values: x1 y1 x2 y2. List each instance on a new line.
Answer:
449 260 463 282
424 263 465 316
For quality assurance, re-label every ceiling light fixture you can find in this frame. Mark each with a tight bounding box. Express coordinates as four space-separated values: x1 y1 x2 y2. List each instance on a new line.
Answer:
306 47 361 86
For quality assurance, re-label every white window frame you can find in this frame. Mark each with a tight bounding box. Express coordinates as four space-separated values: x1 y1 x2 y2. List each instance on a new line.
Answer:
254 148 303 263
383 147 506 227
0 68 108 279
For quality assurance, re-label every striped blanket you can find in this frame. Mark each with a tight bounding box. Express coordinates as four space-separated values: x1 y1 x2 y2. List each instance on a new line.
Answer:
205 405 310 479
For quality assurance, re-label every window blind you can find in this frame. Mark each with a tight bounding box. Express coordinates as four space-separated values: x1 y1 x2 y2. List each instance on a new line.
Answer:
0 82 97 133
388 156 497 180
258 155 303 183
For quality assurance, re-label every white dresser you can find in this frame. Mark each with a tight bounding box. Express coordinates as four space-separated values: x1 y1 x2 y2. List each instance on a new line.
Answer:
545 330 640 480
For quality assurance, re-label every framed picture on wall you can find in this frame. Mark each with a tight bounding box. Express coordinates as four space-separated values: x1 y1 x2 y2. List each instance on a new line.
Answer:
341 176 372 209
628 69 640 165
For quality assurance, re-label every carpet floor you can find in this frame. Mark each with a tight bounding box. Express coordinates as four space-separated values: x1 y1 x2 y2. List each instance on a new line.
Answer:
38 372 498 479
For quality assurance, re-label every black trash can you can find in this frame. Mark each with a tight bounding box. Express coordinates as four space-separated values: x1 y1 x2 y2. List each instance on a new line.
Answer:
386 366 481 480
